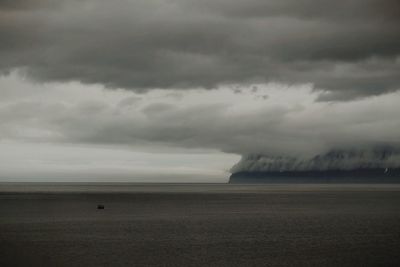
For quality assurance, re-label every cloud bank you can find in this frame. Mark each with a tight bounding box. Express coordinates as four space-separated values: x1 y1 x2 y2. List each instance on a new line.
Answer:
231 148 400 173
1 73 400 159
0 0 399 99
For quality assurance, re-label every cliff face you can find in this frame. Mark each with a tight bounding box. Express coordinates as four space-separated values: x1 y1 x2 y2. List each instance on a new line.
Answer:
229 148 400 183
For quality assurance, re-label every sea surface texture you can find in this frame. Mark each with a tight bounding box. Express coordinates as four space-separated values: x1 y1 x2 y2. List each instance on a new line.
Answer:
1 184 400 267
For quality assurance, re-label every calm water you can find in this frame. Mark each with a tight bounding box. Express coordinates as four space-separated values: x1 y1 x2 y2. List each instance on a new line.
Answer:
1 183 400 266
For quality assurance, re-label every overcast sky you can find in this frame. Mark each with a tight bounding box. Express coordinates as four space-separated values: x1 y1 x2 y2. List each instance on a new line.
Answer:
0 0 399 182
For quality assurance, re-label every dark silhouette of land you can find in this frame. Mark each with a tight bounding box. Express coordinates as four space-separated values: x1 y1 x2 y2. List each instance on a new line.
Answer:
230 168 400 183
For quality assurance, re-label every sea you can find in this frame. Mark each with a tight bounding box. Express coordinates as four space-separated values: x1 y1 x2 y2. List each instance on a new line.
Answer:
1 183 400 266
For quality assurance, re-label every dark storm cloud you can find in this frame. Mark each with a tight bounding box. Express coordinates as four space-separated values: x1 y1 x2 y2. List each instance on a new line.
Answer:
0 0 399 99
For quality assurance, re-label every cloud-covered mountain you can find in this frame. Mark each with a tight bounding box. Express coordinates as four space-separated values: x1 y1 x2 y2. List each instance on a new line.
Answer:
231 147 400 173
230 147 400 183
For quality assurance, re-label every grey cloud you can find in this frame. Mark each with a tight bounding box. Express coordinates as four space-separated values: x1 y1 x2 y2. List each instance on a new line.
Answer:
0 0 399 99
0 0 52 10
2 80 400 157
142 102 176 117
189 0 400 21
118 96 142 108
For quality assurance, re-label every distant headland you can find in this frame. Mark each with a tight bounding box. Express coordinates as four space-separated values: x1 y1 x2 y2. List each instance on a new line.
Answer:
229 148 400 183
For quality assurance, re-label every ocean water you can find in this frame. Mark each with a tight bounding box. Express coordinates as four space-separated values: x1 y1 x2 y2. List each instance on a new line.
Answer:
1 183 400 266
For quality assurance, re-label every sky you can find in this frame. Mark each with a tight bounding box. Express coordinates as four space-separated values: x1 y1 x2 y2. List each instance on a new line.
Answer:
0 0 399 182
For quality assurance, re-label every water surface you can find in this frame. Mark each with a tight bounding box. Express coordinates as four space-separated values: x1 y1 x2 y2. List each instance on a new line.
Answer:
1 183 400 266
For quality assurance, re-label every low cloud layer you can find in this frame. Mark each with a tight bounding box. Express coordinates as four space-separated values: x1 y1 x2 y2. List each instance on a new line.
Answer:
231 148 400 173
1 73 400 159
0 0 399 99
